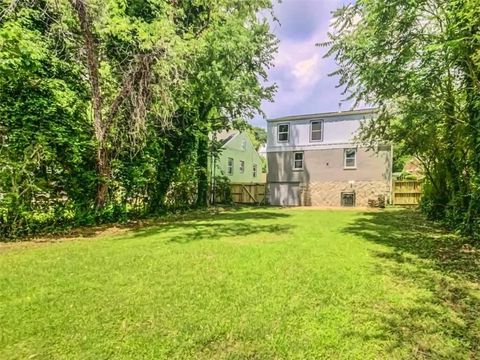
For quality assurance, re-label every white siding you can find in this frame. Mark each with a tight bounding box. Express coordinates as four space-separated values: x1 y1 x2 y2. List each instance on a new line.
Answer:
266 112 375 152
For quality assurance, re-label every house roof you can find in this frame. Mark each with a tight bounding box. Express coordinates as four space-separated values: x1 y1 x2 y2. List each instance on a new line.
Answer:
215 130 239 146
267 108 378 122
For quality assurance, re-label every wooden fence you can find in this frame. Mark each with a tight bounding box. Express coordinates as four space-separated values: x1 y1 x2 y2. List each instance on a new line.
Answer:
392 180 422 206
229 183 268 204
213 183 267 204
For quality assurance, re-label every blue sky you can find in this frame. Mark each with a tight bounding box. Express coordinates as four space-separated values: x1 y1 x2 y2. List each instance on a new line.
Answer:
252 0 351 128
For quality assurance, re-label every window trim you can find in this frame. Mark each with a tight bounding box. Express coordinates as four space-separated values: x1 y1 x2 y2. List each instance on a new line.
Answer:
239 160 245 174
253 164 257 178
344 148 357 169
310 120 324 142
227 157 234 176
293 151 304 170
277 123 289 143
241 139 247 151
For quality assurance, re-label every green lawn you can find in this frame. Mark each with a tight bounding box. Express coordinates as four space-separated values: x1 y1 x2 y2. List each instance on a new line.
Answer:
1 208 479 359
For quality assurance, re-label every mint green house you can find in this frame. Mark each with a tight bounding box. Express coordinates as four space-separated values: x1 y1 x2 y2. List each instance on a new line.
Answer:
214 131 264 183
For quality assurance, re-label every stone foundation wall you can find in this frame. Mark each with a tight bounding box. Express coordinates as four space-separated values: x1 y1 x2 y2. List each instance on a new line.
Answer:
300 180 391 207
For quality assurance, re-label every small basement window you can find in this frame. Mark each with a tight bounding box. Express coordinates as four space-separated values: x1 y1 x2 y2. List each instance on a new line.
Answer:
278 123 289 142
227 157 234 175
344 148 357 168
293 151 304 170
341 192 355 207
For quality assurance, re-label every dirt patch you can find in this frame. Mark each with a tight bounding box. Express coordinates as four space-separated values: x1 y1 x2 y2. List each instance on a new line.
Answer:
0 224 137 252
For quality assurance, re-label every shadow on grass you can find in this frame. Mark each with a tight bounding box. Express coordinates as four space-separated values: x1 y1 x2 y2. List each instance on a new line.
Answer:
344 210 479 281
130 209 293 244
343 209 480 358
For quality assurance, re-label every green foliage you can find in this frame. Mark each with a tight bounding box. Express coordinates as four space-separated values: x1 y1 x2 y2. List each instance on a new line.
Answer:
212 175 232 204
0 1 97 238
324 0 480 240
0 0 277 239
246 126 267 151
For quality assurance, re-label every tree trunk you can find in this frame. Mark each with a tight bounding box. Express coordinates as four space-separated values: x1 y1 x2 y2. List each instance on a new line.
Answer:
70 0 109 208
196 132 209 207
95 146 109 208
148 123 198 212
463 66 480 236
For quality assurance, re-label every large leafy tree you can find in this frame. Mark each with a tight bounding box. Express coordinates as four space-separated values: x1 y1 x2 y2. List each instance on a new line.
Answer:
189 1 276 207
65 0 180 208
0 0 277 237
147 0 277 208
323 0 480 238
0 0 95 234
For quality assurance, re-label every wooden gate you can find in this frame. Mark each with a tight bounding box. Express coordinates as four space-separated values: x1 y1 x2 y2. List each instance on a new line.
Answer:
230 183 267 204
393 180 422 206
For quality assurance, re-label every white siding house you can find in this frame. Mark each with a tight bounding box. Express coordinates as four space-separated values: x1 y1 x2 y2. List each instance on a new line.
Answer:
266 109 393 206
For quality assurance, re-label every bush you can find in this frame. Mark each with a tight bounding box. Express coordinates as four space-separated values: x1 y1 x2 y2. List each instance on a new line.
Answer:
211 175 232 204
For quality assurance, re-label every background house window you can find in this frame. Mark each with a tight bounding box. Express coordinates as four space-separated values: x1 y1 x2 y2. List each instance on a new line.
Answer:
344 149 356 168
293 152 304 170
253 164 257 178
278 124 289 142
241 139 246 151
227 158 234 175
239 160 245 173
311 120 323 141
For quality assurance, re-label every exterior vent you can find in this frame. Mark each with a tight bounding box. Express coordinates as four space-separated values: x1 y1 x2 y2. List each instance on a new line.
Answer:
341 192 355 207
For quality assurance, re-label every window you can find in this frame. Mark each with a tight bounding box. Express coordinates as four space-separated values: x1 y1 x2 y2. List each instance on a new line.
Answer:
227 158 234 175
253 164 257 178
293 152 304 170
241 139 246 151
278 123 289 142
341 192 355 207
344 148 356 168
310 120 323 141
239 160 245 173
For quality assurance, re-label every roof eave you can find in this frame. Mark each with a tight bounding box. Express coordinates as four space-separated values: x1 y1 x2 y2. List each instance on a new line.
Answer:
267 108 378 122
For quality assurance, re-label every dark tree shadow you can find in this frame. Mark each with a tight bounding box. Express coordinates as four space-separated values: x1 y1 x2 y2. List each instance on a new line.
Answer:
343 210 479 282
15 207 290 244
130 209 293 244
342 210 480 358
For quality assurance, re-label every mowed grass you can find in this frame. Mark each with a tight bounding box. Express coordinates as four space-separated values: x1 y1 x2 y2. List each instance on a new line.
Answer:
1 208 479 359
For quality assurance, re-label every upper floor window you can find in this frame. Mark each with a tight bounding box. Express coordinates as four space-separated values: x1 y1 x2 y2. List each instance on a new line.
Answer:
227 157 234 175
344 149 356 169
310 120 323 142
293 151 304 170
239 160 245 174
253 164 257 178
278 123 289 142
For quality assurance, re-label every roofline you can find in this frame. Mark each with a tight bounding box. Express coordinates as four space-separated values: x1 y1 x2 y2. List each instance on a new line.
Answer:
267 108 378 122
220 132 239 147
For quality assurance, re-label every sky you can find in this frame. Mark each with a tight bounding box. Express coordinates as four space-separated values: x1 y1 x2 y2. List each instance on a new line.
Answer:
252 0 352 128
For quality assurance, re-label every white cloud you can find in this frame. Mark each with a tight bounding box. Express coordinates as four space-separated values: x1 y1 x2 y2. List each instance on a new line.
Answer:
292 53 322 89
251 0 352 126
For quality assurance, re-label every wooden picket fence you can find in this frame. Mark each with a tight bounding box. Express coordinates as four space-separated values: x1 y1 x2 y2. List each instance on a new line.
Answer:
229 183 268 205
392 180 422 206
